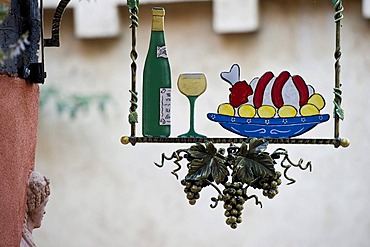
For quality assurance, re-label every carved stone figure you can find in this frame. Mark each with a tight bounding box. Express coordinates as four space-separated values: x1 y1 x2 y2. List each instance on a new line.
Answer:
20 171 50 247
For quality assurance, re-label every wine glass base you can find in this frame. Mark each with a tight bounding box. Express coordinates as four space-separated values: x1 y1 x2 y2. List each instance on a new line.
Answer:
178 131 206 138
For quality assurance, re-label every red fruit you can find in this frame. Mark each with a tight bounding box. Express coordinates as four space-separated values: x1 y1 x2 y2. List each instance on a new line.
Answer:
253 71 274 108
272 71 291 108
229 81 253 108
292 75 309 107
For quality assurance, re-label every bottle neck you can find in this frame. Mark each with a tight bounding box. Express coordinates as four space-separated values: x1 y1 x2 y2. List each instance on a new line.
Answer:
151 16 164 32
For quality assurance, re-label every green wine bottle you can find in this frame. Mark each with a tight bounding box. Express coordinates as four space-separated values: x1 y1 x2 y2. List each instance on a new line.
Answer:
142 7 171 137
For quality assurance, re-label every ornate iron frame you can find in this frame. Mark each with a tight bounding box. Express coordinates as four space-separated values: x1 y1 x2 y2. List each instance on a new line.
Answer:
121 0 349 148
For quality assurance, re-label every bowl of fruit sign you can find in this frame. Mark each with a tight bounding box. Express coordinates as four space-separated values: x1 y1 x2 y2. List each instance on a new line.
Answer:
207 64 330 138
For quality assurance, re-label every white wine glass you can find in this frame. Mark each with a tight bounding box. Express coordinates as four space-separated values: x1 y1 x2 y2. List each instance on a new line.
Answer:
177 73 207 138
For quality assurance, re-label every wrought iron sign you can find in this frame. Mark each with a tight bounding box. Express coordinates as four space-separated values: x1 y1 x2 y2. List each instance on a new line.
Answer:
121 0 349 229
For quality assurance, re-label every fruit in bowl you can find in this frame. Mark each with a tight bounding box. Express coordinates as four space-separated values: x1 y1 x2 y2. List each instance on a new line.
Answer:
208 64 330 138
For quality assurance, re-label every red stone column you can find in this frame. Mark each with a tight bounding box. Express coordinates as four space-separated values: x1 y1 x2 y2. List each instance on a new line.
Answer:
0 74 39 247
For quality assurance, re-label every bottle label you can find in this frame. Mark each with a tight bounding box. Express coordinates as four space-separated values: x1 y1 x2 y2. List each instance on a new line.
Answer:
160 88 171 125
157 46 168 58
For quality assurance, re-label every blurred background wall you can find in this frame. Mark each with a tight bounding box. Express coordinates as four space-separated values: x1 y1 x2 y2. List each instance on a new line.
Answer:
34 0 370 246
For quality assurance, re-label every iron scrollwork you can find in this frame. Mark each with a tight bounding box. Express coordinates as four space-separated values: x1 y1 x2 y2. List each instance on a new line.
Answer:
44 0 71 47
155 139 311 229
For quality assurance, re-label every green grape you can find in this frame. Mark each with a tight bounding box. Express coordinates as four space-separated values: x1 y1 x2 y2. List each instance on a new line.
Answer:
182 179 205 205
236 189 243 196
230 198 237 205
195 180 203 186
233 182 241 189
224 204 233 211
185 182 192 188
187 192 194 200
262 183 269 189
237 196 245 204
226 218 232 225
231 209 238 216
263 190 268 197
229 188 236 195
269 190 276 197
222 181 248 228
271 181 278 188
224 194 231 201
236 217 243 224
189 199 196 205
190 185 198 193
230 216 237 223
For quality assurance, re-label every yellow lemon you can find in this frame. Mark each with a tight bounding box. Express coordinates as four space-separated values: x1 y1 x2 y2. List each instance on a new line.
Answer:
238 104 256 118
308 93 325 110
300 103 320 116
257 105 276 118
278 105 297 118
217 103 235 116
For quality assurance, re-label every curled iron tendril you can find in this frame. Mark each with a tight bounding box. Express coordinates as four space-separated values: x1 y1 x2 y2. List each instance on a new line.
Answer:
207 179 225 209
210 197 219 209
244 185 263 208
154 150 188 179
246 194 263 209
272 148 312 185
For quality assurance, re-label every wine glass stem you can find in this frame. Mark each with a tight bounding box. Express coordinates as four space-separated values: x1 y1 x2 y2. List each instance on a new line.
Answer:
188 96 197 133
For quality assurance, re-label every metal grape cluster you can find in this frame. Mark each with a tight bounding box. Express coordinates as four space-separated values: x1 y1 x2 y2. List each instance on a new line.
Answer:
156 138 311 229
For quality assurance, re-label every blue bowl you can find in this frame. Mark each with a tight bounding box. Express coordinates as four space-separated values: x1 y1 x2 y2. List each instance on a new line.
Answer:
207 113 330 138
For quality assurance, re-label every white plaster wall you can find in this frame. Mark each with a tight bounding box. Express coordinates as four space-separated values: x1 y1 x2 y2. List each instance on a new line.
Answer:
35 1 370 246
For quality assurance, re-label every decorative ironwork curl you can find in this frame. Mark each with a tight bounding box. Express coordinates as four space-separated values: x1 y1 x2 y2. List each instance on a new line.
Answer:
244 186 262 209
272 148 312 185
44 0 71 47
206 179 225 209
154 149 188 179
210 197 219 209
154 141 316 228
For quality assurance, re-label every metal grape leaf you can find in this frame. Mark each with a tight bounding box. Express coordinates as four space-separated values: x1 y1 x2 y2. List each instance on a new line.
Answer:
185 142 229 184
233 141 275 185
